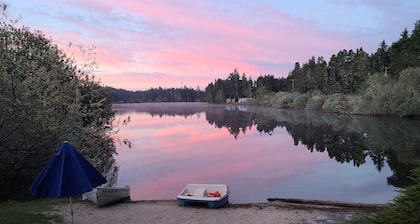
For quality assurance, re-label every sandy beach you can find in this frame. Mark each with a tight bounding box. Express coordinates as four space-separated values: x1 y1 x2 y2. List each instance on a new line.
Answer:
50 199 380 224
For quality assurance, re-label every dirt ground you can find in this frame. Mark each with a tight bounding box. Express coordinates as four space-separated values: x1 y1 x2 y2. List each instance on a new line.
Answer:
50 199 382 224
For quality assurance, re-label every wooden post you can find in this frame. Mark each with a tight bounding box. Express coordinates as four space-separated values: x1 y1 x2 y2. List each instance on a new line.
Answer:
290 79 296 92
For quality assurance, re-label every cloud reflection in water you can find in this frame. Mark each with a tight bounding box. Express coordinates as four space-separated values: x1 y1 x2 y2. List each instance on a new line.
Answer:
113 103 399 203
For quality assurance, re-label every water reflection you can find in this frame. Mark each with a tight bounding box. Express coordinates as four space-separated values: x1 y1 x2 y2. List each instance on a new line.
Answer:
113 103 420 203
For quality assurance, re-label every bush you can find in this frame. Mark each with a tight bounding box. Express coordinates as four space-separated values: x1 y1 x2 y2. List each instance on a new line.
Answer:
322 93 357 114
254 87 273 100
277 92 296 108
305 94 326 111
290 93 310 109
373 165 420 224
322 93 342 113
254 69 420 116
346 95 364 114
360 68 420 117
269 92 292 108
397 67 420 116
257 92 314 110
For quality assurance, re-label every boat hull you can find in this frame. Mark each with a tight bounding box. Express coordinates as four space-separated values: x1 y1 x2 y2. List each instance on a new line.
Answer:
84 186 130 207
178 196 229 208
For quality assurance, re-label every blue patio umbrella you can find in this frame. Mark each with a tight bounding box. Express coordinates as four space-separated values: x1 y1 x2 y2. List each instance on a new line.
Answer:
30 141 107 223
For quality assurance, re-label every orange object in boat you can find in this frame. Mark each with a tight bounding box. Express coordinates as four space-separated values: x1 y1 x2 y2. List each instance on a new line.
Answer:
208 191 221 197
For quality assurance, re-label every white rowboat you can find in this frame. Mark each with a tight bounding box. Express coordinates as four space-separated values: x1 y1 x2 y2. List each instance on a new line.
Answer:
84 186 130 207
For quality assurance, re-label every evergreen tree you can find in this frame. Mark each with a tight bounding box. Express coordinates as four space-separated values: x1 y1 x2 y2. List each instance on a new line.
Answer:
389 21 420 77
289 62 301 92
370 40 390 74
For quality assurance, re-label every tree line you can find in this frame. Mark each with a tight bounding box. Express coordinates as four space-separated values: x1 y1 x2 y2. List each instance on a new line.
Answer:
107 86 205 103
204 69 289 103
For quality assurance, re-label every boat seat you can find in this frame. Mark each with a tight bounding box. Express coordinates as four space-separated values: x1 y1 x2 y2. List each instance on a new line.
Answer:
194 188 207 197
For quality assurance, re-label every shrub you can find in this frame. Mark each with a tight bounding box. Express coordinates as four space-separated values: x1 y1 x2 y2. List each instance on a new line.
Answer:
359 68 420 117
278 92 295 108
361 74 398 115
373 165 420 224
322 93 341 112
305 94 326 111
397 67 420 116
290 93 310 109
269 92 293 108
346 95 364 114
322 93 357 114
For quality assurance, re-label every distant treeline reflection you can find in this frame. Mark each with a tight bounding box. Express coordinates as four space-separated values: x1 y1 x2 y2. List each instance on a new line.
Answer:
115 103 420 188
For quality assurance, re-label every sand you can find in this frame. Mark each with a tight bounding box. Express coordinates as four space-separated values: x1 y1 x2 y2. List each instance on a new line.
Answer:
50 199 380 224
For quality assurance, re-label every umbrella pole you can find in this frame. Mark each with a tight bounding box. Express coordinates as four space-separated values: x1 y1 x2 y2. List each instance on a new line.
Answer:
70 196 74 224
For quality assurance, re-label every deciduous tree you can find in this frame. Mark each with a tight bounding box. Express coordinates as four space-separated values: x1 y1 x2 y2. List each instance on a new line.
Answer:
0 7 115 200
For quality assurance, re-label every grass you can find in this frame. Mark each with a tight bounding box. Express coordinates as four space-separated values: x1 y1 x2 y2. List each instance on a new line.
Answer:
0 198 66 224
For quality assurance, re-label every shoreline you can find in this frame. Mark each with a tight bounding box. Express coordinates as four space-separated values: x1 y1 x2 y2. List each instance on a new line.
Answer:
50 198 383 224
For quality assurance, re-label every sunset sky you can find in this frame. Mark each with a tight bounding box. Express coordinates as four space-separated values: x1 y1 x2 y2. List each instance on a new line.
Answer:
5 0 420 90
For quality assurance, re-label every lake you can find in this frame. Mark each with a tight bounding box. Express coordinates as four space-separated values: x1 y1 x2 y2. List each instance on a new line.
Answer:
112 102 420 204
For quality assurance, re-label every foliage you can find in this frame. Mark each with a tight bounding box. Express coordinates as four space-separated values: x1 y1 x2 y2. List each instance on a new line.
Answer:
389 21 420 77
360 74 395 115
0 198 65 223
255 74 288 92
322 94 361 114
322 93 343 113
377 166 420 223
0 7 116 201
370 40 390 75
253 86 273 100
205 69 286 103
257 69 419 116
253 90 275 107
288 49 370 95
286 20 419 96
271 92 295 108
361 67 420 116
290 57 331 93
290 93 310 109
397 67 420 116
267 92 309 109
204 69 254 103
305 92 326 111
107 86 205 103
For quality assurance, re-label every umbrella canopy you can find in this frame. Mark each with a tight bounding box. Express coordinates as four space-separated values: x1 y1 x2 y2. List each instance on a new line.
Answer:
30 141 107 197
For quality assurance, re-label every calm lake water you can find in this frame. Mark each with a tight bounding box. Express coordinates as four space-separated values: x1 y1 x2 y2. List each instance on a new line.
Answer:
112 102 420 204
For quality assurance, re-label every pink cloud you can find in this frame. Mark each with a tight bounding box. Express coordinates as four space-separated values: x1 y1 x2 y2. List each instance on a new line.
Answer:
64 0 350 88
11 0 419 90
